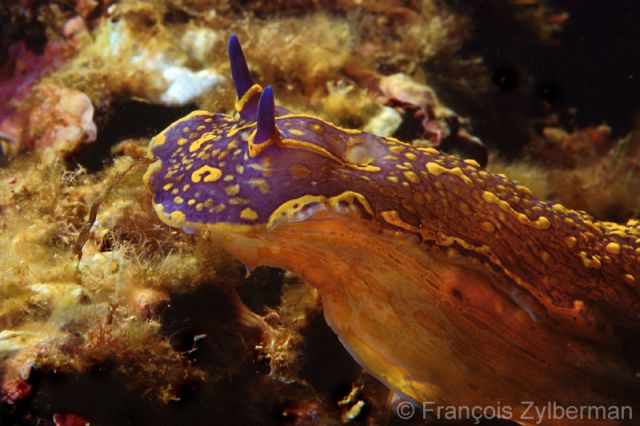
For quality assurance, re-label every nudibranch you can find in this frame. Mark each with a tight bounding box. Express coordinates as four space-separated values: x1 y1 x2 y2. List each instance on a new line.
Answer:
145 35 640 422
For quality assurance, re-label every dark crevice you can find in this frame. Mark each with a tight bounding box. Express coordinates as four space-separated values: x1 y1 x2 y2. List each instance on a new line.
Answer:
297 311 361 400
73 99 195 172
434 0 640 159
236 267 287 313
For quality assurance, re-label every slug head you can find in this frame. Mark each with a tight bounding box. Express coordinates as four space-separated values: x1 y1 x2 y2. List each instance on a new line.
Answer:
145 35 393 234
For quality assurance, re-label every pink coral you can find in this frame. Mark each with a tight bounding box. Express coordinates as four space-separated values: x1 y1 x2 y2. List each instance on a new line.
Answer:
3 83 97 159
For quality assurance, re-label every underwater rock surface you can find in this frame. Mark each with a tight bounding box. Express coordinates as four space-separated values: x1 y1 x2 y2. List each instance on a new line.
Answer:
1 1 639 425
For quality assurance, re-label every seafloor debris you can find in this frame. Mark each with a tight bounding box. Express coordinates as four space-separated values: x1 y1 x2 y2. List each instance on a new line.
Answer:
378 72 488 166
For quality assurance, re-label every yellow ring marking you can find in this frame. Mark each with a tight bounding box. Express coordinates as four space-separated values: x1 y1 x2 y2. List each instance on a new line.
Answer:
191 165 223 183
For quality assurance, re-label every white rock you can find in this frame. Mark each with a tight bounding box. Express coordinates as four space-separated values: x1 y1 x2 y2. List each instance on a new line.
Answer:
160 66 223 106
179 28 220 63
364 106 403 137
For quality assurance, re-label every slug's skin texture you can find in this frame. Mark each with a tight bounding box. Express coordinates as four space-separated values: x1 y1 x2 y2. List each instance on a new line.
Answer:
145 36 640 423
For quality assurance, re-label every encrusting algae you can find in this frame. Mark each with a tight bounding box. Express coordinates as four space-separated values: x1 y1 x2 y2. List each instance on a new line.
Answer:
0 156 213 404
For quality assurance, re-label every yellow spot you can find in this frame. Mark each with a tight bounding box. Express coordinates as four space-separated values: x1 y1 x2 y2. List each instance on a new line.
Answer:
579 251 601 269
182 126 190 133
417 147 438 155
240 207 258 221
191 165 222 183
310 123 324 133
515 185 533 196
516 213 530 225
225 184 240 196
564 236 577 248
289 164 311 179
404 152 417 161
177 137 188 146
230 197 250 205
535 216 551 230
163 183 173 191
182 184 190 192
189 135 213 153
573 300 585 310
204 199 214 208
196 203 204 211
624 274 636 285
425 162 473 185
150 133 166 147
605 242 620 254
171 188 179 195
389 145 405 154
227 139 239 151
169 211 186 225
403 171 420 184
173 196 184 204
386 175 400 184
483 191 550 230
288 129 305 136
540 250 551 263
248 179 270 194
223 175 234 182
482 191 500 204
235 164 245 174
481 221 495 233
463 159 480 167
188 199 196 206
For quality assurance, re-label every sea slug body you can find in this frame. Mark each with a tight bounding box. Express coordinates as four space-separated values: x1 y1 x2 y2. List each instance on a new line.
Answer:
145 35 640 423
